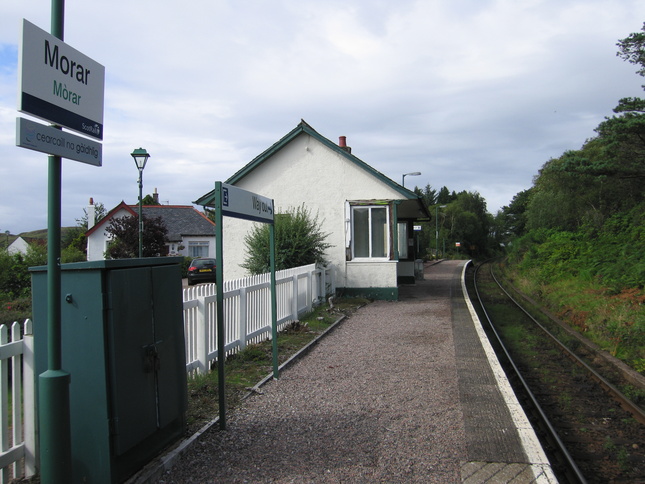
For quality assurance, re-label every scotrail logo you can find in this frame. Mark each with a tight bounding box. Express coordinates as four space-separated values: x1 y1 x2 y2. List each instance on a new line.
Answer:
81 123 100 137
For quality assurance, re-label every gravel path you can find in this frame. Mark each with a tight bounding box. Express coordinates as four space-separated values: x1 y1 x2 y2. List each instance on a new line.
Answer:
161 262 468 483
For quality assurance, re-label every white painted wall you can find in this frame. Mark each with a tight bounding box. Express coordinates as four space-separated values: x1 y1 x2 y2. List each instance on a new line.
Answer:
7 237 30 255
221 132 406 291
86 207 130 260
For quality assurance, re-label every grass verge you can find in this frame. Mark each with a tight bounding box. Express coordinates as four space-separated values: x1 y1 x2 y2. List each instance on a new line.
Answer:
498 262 645 372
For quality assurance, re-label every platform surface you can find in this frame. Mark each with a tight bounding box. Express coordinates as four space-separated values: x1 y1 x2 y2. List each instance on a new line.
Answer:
148 260 558 483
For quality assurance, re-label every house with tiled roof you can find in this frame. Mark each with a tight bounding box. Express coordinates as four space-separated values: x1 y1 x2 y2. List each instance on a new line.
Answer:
85 198 215 261
195 120 430 300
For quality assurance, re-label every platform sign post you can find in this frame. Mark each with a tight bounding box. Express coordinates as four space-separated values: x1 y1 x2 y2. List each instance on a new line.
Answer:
17 3 105 482
37 3 72 483
204 182 276 430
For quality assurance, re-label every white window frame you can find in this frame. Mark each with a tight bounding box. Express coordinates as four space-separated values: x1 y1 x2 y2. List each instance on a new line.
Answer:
188 241 210 258
398 221 409 260
350 204 390 260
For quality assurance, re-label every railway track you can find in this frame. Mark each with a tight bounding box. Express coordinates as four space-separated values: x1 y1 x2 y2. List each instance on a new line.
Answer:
469 260 645 483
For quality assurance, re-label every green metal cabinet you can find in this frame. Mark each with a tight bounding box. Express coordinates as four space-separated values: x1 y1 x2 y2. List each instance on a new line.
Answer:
31 258 187 483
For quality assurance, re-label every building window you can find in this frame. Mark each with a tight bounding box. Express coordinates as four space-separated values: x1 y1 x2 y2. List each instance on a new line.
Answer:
352 206 389 258
188 241 209 258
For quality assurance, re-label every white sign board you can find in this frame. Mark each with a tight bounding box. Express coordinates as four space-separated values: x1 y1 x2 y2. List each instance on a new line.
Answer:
18 19 105 140
221 183 274 223
16 117 102 166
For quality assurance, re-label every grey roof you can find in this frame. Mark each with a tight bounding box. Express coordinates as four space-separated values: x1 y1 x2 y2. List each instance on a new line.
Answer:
137 205 215 242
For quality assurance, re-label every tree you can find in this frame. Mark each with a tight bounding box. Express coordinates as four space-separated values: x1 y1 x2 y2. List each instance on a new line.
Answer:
524 24 645 233
596 22 645 183
62 201 107 255
242 205 332 275
440 191 492 258
0 244 47 299
413 184 437 208
204 207 217 224
617 22 645 81
497 189 532 239
105 215 168 259
501 25 645 293
141 193 161 205
80 202 107 229
437 186 457 204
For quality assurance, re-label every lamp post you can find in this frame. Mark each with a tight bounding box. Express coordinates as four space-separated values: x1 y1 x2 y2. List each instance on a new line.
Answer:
401 171 421 187
131 148 151 258
436 205 446 259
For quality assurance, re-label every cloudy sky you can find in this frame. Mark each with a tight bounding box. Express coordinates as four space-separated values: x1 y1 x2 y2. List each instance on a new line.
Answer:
1 0 644 234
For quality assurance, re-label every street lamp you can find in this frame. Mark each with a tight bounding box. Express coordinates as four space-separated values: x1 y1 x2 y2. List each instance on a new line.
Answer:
131 148 151 258
401 171 421 187
436 205 446 259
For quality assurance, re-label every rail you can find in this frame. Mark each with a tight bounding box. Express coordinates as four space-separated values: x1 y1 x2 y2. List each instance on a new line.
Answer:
472 261 586 483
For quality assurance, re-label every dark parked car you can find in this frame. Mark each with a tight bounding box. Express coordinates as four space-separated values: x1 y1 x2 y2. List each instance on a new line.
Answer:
187 258 217 285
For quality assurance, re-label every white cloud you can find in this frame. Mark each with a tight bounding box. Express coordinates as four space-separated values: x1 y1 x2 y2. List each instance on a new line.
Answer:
1 0 645 234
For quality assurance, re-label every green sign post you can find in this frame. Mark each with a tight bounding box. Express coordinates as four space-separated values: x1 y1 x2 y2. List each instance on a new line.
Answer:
16 2 105 481
41 3 72 482
198 182 276 430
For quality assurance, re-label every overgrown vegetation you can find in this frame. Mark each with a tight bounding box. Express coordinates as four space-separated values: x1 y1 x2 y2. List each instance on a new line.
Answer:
185 297 368 434
496 23 645 372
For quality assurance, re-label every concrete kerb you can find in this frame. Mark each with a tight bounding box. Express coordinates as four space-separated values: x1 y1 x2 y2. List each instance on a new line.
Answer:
126 310 350 484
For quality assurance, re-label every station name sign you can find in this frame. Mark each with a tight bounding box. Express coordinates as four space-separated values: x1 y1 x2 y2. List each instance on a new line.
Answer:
18 19 105 140
221 183 274 223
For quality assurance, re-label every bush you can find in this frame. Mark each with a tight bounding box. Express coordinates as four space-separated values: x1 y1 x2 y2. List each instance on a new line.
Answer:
242 205 332 275
0 244 47 299
181 257 192 278
0 295 32 327
508 203 645 291
62 245 87 263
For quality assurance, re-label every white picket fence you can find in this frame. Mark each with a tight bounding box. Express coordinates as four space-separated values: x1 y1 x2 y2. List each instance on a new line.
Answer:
0 320 36 483
183 264 334 375
0 264 333 480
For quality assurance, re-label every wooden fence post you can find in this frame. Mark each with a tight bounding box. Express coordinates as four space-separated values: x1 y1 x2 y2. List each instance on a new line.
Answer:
291 275 298 320
22 320 36 477
196 296 208 374
239 286 247 350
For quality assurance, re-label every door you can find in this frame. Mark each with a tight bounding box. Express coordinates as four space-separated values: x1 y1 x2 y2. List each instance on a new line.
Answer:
107 267 157 456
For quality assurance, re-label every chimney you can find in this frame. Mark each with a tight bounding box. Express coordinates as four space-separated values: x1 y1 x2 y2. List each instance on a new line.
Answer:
87 198 96 230
153 188 159 205
338 136 351 154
